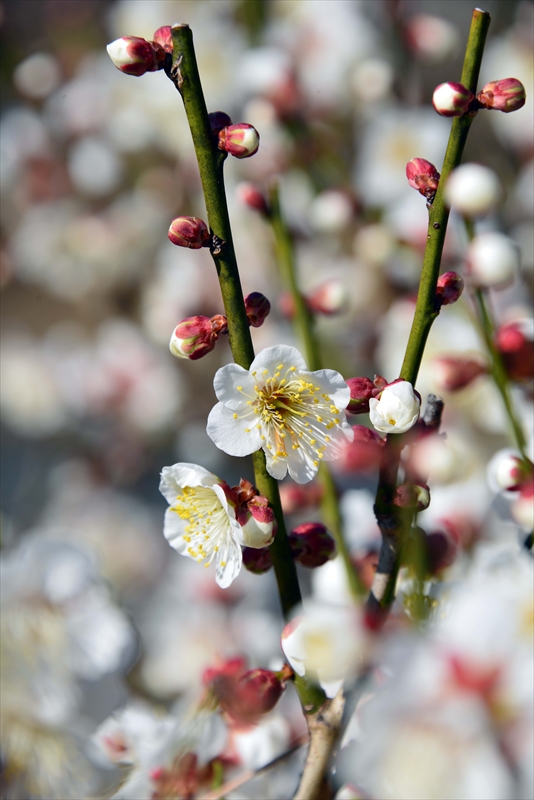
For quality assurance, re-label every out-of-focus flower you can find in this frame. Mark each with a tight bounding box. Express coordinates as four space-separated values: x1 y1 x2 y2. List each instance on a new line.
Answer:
279 481 323 513
511 480 534 529
159 463 244 588
93 703 173 766
307 279 348 315
289 522 336 568
308 190 354 234
236 182 270 216
244 292 271 328
477 78 526 113
106 36 164 76
169 315 218 360
432 81 474 116
406 158 440 201
487 448 533 492
168 216 210 249
231 713 291 771
494 320 534 381
444 163 502 217
467 232 519 288
218 123 260 159
13 52 61 100
405 15 459 64
431 355 487 392
435 271 464 306
394 483 431 511
334 425 385 474
207 345 354 483
368 380 421 434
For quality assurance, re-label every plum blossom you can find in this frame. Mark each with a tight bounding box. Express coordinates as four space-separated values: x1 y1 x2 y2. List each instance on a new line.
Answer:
368 380 421 434
160 463 246 588
207 345 354 483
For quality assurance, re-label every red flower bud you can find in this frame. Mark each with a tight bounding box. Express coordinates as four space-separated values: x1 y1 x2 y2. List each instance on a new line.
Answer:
426 530 458 573
168 216 210 249
237 182 269 216
289 522 336 568
152 26 173 53
217 668 284 723
477 78 526 113
219 123 260 159
432 355 487 392
346 377 378 414
494 321 534 382
406 158 440 201
393 483 430 511
202 656 247 687
432 81 474 116
307 280 347 315
106 36 163 76
208 111 233 137
244 292 271 328
435 271 464 306
243 546 273 574
169 316 217 360
237 494 276 549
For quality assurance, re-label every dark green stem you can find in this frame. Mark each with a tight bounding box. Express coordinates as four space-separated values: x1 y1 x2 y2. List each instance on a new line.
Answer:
268 183 364 600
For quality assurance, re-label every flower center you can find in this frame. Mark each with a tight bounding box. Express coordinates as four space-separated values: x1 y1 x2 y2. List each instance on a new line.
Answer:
171 486 230 566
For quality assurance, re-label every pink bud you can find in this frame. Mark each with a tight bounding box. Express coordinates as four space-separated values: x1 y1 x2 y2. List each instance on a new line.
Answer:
237 182 269 215
106 36 162 77
477 78 526 113
393 483 430 511
406 158 440 201
432 355 487 392
219 123 260 159
168 216 210 249
237 495 276 548
169 316 216 360
217 668 284 723
346 377 378 414
289 522 336 568
493 452 532 492
512 480 534 530
152 26 173 53
494 321 534 382
208 110 233 137
432 81 474 116
202 657 247 687
243 546 273 574
307 279 347 315
426 531 458 573
334 425 384 474
279 482 323 513
435 271 464 306
244 292 271 328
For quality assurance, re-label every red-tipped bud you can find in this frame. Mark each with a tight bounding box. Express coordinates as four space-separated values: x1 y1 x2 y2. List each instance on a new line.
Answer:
236 183 269 216
208 111 233 137
491 451 533 492
477 78 526 113
406 158 440 201
216 668 284 723
244 292 271 328
288 522 336 568
432 81 474 116
393 482 430 511
431 355 487 392
169 316 216 360
435 271 464 306
152 26 173 53
494 321 534 382
307 280 347 315
202 657 247 687
238 495 276 549
512 480 534 530
168 216 210 249
279 482 323 513
242 546 273 574
346 377 379 414
106 36 163 76
219 123 260 159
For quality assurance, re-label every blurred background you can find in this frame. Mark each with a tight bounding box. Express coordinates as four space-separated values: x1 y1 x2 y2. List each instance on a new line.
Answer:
1 1 532 798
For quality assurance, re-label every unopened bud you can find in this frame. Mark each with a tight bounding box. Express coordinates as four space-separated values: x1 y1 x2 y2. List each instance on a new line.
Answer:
426 530 458 573
346 377 378 414
511 480 534 530
208 111 233 137
210 314 228 336
467 232 518 288
406 158 440 201
244 292 271 328
435 271 464 306
152 26 173 53
394 483 430 511
489 450 533 492
218 669 283 722
106 36 163 76
243 546 273 574
169 316 216 360
494 320 534 382
202 657 247 687
168 216 210 249
219 123 260 159
432 355 487 392
477 78 526 113
369 379 421 434
237 182 269 215
238 495 276 548
444 163 501 217
432 81 474 116
307 279 347 315
279 482 323 513
289 522 336 568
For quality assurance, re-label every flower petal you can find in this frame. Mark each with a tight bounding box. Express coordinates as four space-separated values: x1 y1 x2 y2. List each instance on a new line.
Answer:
213 363 255 409
311 369 351 410
215 532 243 588
159 463 218 503
249 344 308 376
286 446 319 484
265 451 289 481
207 403 262 456
163 507 193 556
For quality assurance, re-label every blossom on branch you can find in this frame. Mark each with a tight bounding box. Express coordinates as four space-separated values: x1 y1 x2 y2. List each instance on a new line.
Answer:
368 379 421 434
207 345 354 483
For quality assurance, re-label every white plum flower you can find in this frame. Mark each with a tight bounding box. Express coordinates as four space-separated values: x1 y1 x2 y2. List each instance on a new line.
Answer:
206 345 354 484
368 379 421 434
159 463 243 588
